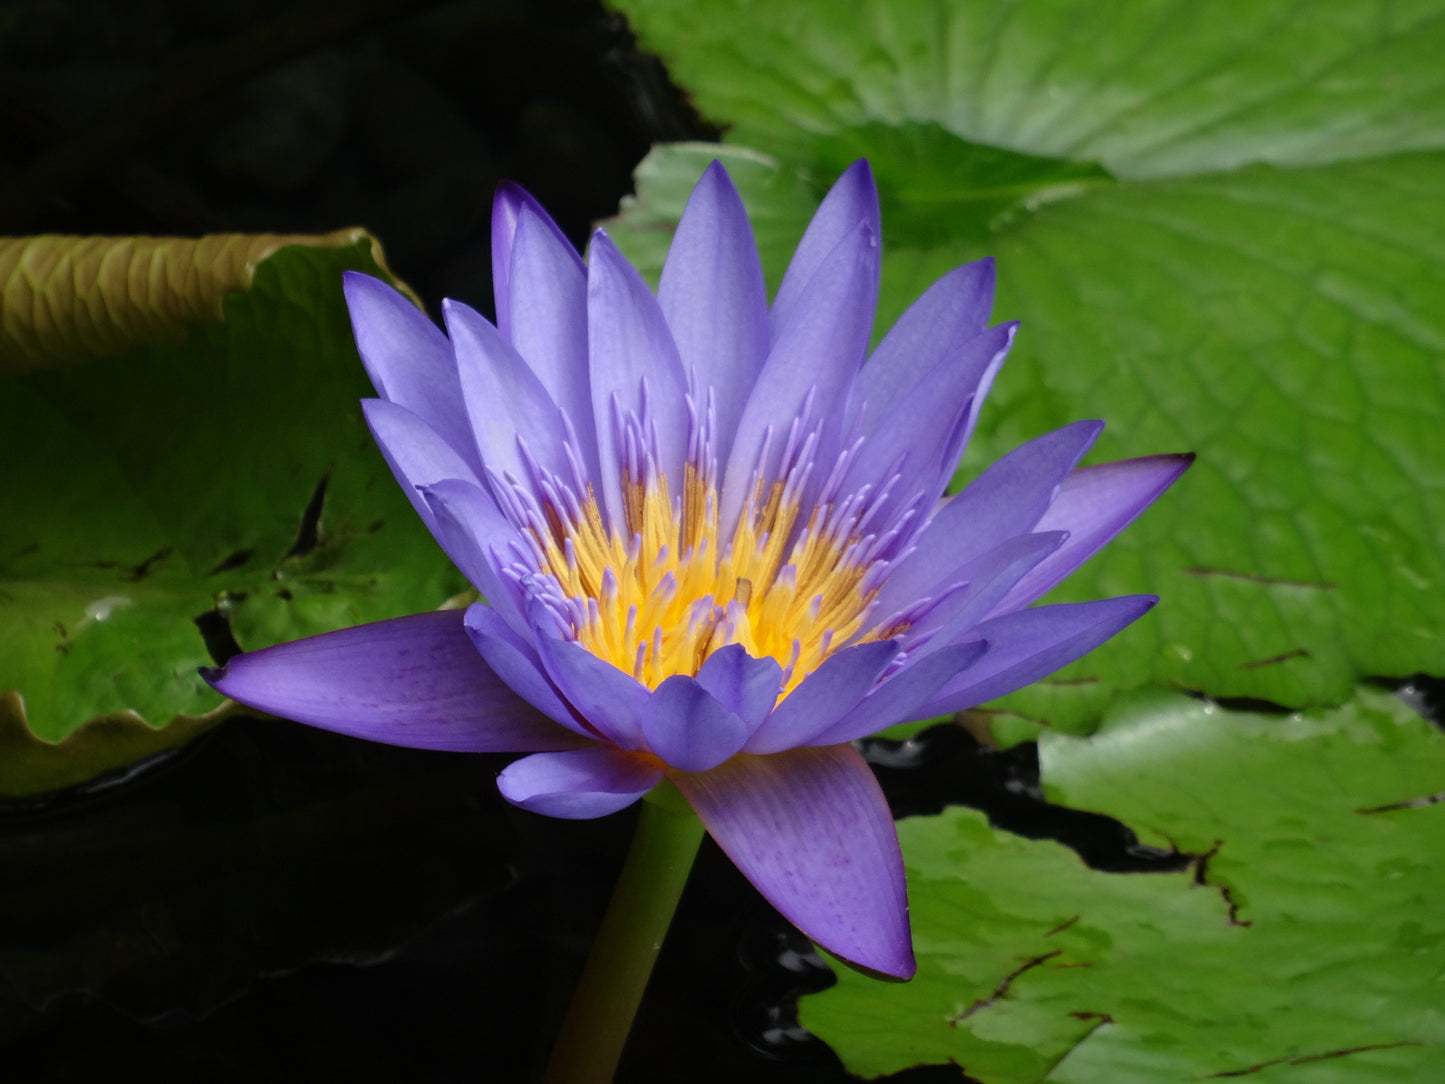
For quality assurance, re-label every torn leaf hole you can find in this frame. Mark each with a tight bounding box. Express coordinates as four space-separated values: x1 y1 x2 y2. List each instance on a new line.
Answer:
208 548 254 575
1392 673 1445 731
1185 690 1295 715
193 607 243 666
285 470 331 559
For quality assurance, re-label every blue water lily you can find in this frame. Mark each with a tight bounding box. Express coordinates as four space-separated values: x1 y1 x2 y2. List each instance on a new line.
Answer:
205 160 1189 979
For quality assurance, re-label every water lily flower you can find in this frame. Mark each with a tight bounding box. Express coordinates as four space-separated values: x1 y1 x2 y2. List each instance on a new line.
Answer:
204 160 1189 980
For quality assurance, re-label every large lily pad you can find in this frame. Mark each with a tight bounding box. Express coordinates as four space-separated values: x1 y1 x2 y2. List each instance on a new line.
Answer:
0 234 465 796
801 686 1445 1082
606 0 1445 721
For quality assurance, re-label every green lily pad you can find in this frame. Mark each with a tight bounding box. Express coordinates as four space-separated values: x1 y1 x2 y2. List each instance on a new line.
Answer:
0 235 466 796
606 0 1445 720
617 0 1445 180
801 686 1445 1082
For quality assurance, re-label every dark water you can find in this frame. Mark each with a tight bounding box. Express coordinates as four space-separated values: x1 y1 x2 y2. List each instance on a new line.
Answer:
0 711 1193 1083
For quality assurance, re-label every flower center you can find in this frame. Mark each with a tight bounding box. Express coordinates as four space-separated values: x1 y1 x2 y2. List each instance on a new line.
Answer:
529 464 881 693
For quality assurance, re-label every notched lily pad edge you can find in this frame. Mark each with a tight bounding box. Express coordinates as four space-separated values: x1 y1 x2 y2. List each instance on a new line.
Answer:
0 688 242 802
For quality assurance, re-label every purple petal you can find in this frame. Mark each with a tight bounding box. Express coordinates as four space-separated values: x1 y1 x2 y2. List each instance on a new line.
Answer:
744 641 900 755
418 478 528 631
694 644 784 730
833 322 1017 532
202 610 582 752
586 230 691 529
989 453 1195 616
673 744 913 979
720 217 880 535
770 160 880 340
944 328 1011 479
641 676 750 772
921 596 1158 715
442 298 578 493
873 420 1104 621
362 398 482 543
807 638 990 746
463 602 593 737
534 632 650 750
852 259 996 431
657 160 770 469
343 273 480 476
491 182 578 342
893 531 1067 657
497 747 662 819
505 209 598 480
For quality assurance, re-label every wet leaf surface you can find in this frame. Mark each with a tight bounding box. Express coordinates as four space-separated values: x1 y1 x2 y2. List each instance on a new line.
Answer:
0 238 467 791
802 686 1445 1082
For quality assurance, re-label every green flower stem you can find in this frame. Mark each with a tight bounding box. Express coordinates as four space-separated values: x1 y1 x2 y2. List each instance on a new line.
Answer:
541 785 706 1084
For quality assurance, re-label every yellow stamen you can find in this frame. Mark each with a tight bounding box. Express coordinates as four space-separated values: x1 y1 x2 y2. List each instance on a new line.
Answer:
529 469 881 696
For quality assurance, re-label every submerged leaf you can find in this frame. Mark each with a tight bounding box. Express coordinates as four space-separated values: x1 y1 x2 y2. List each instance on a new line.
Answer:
0 690 237 798
0 230 416 374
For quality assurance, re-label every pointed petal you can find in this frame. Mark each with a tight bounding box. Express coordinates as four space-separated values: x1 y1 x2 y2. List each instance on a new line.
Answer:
343 273 480 476
835 322 1016 531
852 259 996 431
805 639 989 746
443 298 578 493
674 744 913 979
363 397 482 543
641 676 750 772
534 633 650 750
463 603 593 737
419 478 528 631
990 453 1195 616
202 610 582 752
770 160 880 339
893 531 1067 658
497 747 661 819
921 596 1158 715
491 182 578 342
720 217 880 534
657 160 769 467
694 644 784 731
506 209 597 480
587 230 691 527
744 640 900 755
873 420 1104 621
